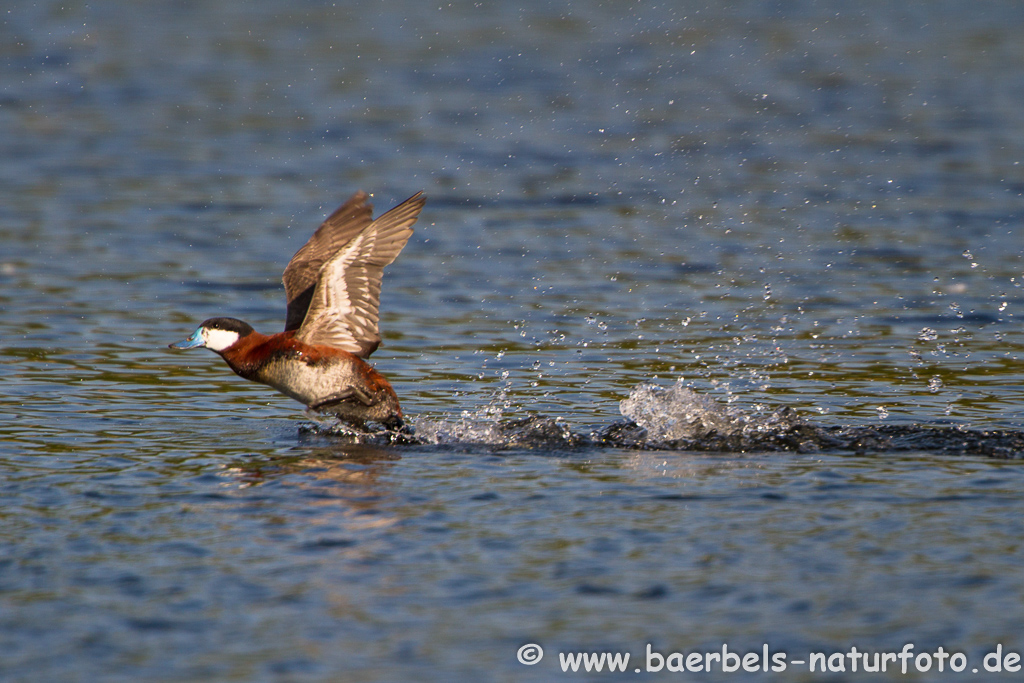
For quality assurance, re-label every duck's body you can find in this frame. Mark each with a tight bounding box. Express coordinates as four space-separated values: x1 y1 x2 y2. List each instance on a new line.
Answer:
221 328 401 424
170 191 425 429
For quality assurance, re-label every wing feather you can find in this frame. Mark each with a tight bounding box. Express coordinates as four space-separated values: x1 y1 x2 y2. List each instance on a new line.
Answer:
282 191 375 331
294 192 425 357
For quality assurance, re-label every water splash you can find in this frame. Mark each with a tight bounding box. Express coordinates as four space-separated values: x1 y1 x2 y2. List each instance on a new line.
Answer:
298 379 1024 458
299 411 417 445
619 378 745 441
410 411 577 449
408 410 502 445
409 384 518 445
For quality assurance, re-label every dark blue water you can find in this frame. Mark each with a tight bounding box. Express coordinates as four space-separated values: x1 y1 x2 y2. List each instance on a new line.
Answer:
3 1 1024 680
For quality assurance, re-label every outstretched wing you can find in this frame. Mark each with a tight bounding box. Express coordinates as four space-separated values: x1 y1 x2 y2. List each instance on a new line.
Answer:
294 192 425 358
283 191 375 332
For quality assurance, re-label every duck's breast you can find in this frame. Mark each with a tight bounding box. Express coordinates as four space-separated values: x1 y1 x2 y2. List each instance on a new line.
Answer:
256 353 363 406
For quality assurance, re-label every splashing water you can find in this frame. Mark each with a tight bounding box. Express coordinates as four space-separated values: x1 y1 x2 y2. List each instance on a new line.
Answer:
297 377 1022 457
410 385 518 445
302 384 580 449
409 409 503 445
619 379 746 442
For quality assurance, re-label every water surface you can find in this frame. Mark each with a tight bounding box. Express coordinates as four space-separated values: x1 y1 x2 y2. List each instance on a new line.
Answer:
2 1 1024 680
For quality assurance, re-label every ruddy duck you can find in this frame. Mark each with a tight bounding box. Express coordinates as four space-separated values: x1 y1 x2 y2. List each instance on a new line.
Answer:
170 191 425 430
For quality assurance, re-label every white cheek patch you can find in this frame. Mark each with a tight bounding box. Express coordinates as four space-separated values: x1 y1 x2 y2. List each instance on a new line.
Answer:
203 328 241 351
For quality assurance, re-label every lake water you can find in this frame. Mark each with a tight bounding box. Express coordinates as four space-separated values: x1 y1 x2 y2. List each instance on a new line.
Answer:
3 1 1024 680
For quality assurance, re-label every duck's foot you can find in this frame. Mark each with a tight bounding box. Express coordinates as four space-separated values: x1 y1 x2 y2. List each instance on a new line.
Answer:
302 409 367 433
309 386 377 410
301 410 417 443
381 416 414 435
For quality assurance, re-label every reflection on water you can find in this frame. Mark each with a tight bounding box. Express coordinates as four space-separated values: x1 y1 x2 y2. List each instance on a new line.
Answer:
3 0 1024 680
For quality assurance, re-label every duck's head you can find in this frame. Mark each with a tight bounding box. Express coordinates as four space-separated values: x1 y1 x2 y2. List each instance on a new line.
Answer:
169 317 255 352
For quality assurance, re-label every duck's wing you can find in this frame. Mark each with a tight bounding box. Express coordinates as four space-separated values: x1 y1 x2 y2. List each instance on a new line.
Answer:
295 192 425 358
283 191 375 331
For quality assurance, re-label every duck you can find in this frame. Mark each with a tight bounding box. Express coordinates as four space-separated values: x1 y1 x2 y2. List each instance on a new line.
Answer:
169 190 425 430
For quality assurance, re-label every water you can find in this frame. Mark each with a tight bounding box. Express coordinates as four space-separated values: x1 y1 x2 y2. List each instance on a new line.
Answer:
3 1 1024 680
